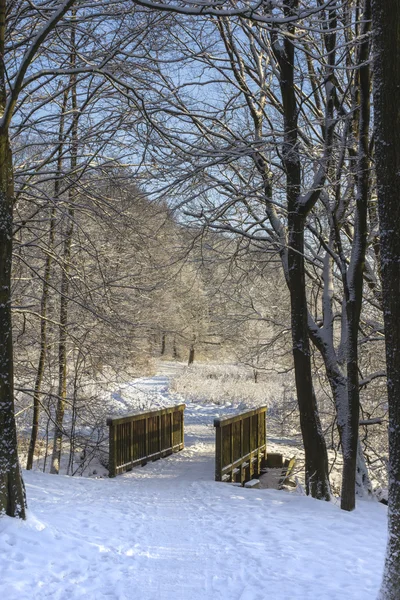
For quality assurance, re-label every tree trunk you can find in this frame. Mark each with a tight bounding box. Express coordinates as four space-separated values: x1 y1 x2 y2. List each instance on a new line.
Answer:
340 299 362 511
340 0 371 512
288 213 330 500
50 208 74 474
51 29 78 474
326 361 372 503
188 341 195 365
27 89 68 470
161 332 166 355
315 352 372 499
355 439 372 498
173 336 179 359
26 208 55 471
0 130 26 518
0 0 26 517
273 0 330 499
372 0 400 596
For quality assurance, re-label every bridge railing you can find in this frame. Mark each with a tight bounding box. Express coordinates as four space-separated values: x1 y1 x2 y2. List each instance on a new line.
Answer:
107 404 185 477
214 406 267 484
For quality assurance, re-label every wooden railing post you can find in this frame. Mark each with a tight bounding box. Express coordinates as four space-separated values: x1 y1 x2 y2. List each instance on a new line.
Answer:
215 421 222 481
230 423 233 478
145 416 149 461
107 419 117 478
180 408 184 449
249 416 253 480
240 419 244 484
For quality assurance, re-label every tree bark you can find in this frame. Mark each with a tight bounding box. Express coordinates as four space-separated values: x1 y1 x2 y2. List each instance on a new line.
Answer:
51 25 77 474
340 0 371 512
0 0 26 518
173 336 179 359
161 332 166 355
50 192 74 476
288 214 330 500
0 0 75 501
27 89 68 470
188 338 195 365
272 0 330 499
308 331 372 500
372 0 400 596
0 131 26 518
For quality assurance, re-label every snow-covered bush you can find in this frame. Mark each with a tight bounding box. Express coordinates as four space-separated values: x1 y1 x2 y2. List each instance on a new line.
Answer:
170 363 298 428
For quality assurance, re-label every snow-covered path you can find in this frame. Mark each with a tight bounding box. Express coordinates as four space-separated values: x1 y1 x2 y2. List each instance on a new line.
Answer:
107 361 228 482
0 363 388 600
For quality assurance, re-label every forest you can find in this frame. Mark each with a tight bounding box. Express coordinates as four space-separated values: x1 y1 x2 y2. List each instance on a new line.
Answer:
0 1 399 598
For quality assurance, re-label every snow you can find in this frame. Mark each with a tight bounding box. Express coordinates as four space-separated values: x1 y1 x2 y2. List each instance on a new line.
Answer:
1 362 388 599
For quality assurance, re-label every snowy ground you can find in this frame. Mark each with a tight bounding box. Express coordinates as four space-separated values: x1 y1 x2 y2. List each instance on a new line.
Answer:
1 362 388 599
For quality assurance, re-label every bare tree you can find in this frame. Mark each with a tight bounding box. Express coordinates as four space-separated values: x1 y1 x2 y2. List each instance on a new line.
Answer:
124 1 380 503
372 0 400 596
0 0 80 519
50 20 78 474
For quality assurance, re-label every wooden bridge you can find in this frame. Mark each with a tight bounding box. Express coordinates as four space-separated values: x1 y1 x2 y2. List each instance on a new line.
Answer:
107 402 294 488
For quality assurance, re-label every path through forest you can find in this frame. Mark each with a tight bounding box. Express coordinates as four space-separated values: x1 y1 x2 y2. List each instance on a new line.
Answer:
0 362 387 600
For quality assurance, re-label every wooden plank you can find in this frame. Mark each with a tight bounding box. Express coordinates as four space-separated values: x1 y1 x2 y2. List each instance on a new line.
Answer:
123 423 127 466
243 417 250 456
258 411 266 460
117 424 121 468
145 416 149 461
229 423 233 478
250 416 256 478
239 419 244 484
180 408 184 448
251 414 258 450
215 424 222 481
222 425 231 474
108 424 117 478
240 464 245 485
133 419 142 460
232 421 241 463
256 448 261 477
149 416 157 456
131 421 135 464
174 411 178 448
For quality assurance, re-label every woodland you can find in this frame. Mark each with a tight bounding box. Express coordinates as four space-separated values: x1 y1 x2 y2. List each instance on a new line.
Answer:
0 0 399 598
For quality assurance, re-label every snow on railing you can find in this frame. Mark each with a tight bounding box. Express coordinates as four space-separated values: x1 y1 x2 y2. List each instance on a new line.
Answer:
106 404 185 477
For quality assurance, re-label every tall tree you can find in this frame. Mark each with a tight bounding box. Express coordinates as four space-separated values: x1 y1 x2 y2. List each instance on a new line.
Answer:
0 0 26 516
26 88 68 471
269 0 331 500
51 16 78 475
0 0 77 518
372 0 400 597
